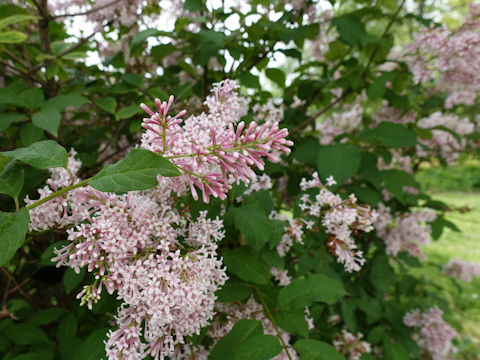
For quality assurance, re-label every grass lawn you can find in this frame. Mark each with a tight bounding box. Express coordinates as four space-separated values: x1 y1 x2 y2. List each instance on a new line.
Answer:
417 192 480 357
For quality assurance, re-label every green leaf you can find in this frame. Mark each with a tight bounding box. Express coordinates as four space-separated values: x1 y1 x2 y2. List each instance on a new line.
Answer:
32 108 61 136
57 313 77 344
273 308 309 337
123 73 144 87
0 14 35 29
115 105 139 120
381 169 418 203
0 161 23 199
0 88 27 107
317 144 361 185
331 14 367 46
4 323 50 345
73 328 108 360
89 148 181 192
3 140 68 169
0 154 9 173
0 208 30 265
130 28 161 49
20 123 44 146
9 350 54 360
234 206 272 251
369 256 394 293
209 319 263 360
277 274 346 309
238 72 261 89
215 276 253 302
0 112 25 131
43 94 88 112
20 88 45 110
265 68 286 88
367 72 395 100
233 335 282 360
0 31 27 43
29 307 67 326
361 122 417 148
63 267 86 294
294 339 346 360
96 97 117 114
222 247 270 285
184 0 207 12
384 337 410 360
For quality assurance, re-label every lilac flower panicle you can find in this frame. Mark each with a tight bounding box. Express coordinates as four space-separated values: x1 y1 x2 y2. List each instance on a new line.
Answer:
403 306 457 360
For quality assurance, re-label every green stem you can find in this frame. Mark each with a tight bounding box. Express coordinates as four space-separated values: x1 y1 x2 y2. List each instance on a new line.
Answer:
253 286 293 360
26 178 92 210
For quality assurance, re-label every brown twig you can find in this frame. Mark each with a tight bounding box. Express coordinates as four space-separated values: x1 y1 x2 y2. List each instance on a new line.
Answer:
53 0 122 19
292 89 353 134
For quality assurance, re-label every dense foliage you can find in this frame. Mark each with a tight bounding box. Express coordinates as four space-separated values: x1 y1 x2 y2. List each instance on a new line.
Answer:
1 0 480 359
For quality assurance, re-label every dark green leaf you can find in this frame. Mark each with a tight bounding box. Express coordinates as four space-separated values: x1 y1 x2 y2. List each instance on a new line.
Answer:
369 256 394 293
234 206 272 251
115 105 139 120
331 14 367 46
96 97 117 114
277 274 346 309
317 144 361 185
90 148 181 192
238 72 260 89
209 319 263 360
273 308 309 337
32 108 61 136
0 112 25 131
73 328 108 360
222 247 270 285
294 339 346 360
29 307 67 326
233 335 282 360
265 68 286 88
0 161 23 199
361 122 417 148
0 88 27 107
184 0 207 12
43 94 88 112
381 169 418 203
0 208 30 265
57 313 77 344
4 323 50 345
63 267 86 294
20 88 44 109
20 123 44 146
123 73 144 87
3 140 68 169
216 276 253 302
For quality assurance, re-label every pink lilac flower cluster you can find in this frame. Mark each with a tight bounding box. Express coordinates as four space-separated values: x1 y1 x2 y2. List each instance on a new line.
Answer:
140 79 292 203
333 329 372 360
315 103 363 145
403 306 457 360
297 173 377 272
48 0 148 30
444 259 480 282
375 203 436 259
269 211 305 257
416 112 474 165
235 173 273 203
270 267 292 286
253 99 284 124
405 4 480 109
26 80 293 359
29 157 228 359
